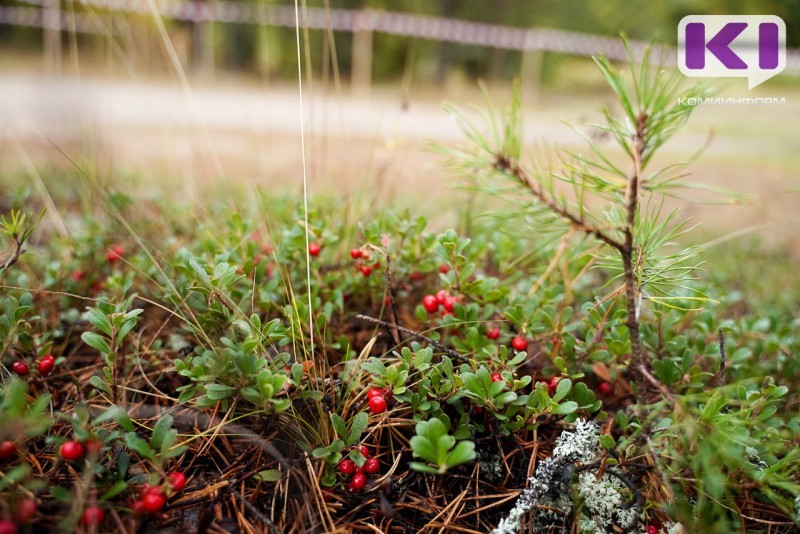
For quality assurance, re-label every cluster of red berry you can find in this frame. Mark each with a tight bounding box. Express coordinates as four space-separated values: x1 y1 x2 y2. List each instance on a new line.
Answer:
129 471 187 516
349 247 380 277
69 244 124 293
536 376 562 395
367 386 390 414
337 445 380 493
421 289 459 316
0 498 37 534
78 471 187 527
106 244 124 264
10 354 56 378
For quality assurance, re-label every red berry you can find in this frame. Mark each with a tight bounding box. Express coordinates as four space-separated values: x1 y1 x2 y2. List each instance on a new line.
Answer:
372 261 381 269
443 296 457 312
84 439 103 455
37 355 55 376
11 361 29 376
350 472 367 491
321 489 334 502
486 328 500 340
439 264 450 274
435 290 449 304
167 471 187 492
15 499 36 523
511 336 528 351
0 521 17 534
598 381 613 395
0 441 17 459
350 248 362 259
357 445 370 458
308 243 321 256
106 245 124 263
338 459 356 476
410 271 423 281
142 490 166 513
363 457 379 474
82 506 104 526
548 377 561 395
367 387 384 399
60 440 85 461
369 396 387 414
647 526 659 534
130 500 147 515
422 295 439 313
360 265 372 277
491 372 504 383
71 269 84 281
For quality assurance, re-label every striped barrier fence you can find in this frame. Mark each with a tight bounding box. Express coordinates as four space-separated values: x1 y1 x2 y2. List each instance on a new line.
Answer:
2 2 799 74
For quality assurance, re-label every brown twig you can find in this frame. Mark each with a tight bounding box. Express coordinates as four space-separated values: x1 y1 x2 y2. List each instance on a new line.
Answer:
0 234 25 279
384 254 404 344
354 314 463 361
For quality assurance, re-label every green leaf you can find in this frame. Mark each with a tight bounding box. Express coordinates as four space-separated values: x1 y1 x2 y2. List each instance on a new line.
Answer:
151 415 174 451
410 435 437 464
553 378 572 402
86 308 113 336
0 464 30 491
82 332 111 354
599 434 616 450
446 440 476 468
89 375 111 395
346 412 369 446
409 462 440 474
254 469 282 482
494 391 517 406
50 486 72 502
311 439 344 459
100 480 128 501
330 413 347 439
553 401 579 415
124 432 156 461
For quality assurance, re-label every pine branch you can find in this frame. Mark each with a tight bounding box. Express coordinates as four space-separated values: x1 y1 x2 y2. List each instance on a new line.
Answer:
493 154 625 252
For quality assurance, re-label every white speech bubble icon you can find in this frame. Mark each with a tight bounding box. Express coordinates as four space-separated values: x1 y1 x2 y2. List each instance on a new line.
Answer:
678 15 786 89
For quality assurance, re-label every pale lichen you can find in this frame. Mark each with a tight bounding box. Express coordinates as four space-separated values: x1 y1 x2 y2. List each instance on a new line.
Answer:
490 419 646 534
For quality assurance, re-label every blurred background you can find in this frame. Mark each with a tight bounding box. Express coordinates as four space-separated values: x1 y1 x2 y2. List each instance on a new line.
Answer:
0 0 799 250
